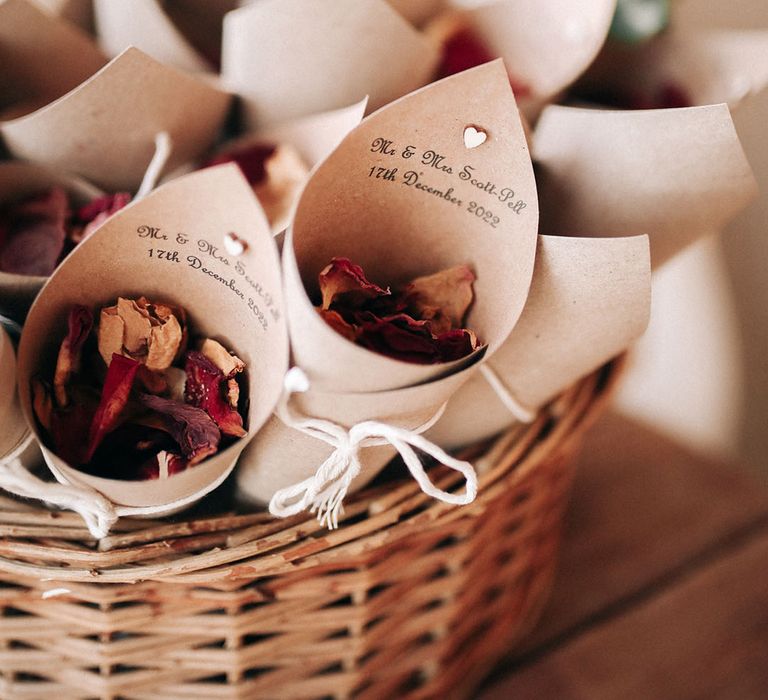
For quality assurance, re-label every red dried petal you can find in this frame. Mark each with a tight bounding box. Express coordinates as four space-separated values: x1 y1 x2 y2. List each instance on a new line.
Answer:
402 265 476 335
317 308 358 342
438 27 493 78
434 328 479 362
184 351 246 438
205 143 277 185
355 312 443 364
72 192 131 243
85 354 140 460
139 393 220 465
0 188 69 276
318 257 390 311
53 304 94 406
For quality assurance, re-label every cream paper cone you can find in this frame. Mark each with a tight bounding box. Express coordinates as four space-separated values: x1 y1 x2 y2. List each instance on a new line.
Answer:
221 0 439 128
0 327 34 464
16 165 288 514
0 48 232 192
0 161 103 322
197 99 368 235
93 0 236 73
0 0 106 118
578 27 768 109
426 234 651 449
449 0 616 112
285 60 539 392
30 0 92 29
386 0 446 26
236 368 473 504
256 98 369 170
533 103 758 268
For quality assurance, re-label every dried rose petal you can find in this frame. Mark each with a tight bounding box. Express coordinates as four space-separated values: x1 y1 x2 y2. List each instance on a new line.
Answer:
251 144 308 228
97 296 183 370
53 305 93 406
206 143 276 184
319 257 390 311
434 328 479 362
437 26 494 79
403 265 476 335
355 313 442 364
0 188 69 276
139 393 220 465
85 354 140 461
317 308 358 342
200 338 244 378
69 192 131 244
184 351 246 437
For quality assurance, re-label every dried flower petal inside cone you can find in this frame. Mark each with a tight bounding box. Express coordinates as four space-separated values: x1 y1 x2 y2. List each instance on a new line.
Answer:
53 304 93 406
0 187 69 276
0 188 130 275
139 394 220 466
204 142 308 229
185 351 246 437
98 296 184 370
316 258 481 365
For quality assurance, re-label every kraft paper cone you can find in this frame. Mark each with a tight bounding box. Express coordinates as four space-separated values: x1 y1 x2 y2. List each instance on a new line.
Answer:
256 98 369 170
450 0 616 110
426 234 651 449
236 368 473 504
285 60 539 392
31 0 92 30
0 327 32 463
0 161 102 322
221 0 440 128
534 103 758 268
16 165 288 513
0 0 106 119
386 0 446 26
0 48 232 192
578 28 768 109
93 0 236 73
200 99 367 235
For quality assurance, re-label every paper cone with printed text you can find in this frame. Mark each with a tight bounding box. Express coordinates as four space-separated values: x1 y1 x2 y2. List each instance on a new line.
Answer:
222 0 439 128
1 48 232 192
285 60 539 392
16 165 288 515
426 234 651 448
534 104 758 268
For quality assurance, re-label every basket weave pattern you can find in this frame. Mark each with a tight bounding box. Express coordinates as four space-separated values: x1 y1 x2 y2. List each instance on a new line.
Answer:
0 361 620 699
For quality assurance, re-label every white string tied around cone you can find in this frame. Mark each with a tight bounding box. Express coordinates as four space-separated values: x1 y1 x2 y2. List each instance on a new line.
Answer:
0 434 118 539
270 368 479 529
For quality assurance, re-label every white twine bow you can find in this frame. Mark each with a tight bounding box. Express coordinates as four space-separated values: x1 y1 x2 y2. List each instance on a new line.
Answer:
0 434 118 539
269 368 478 529
479 364 537 423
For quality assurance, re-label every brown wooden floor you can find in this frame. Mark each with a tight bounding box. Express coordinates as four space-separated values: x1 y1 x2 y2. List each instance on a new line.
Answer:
479 411 768 700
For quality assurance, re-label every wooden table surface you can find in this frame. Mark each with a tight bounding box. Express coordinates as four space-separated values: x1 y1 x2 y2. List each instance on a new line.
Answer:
479 411 768 700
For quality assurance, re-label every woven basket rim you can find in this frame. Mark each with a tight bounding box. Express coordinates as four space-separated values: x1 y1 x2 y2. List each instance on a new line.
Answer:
0 357 624 585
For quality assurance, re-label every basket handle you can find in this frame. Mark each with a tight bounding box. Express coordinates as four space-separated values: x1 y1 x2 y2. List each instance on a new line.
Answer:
270 368 478 529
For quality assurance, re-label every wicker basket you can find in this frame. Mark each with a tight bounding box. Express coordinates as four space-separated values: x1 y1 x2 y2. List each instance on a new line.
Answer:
0 358 622 700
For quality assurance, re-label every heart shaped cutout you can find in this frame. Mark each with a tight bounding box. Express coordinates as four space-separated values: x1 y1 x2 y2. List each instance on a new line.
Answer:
464 125 487 149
